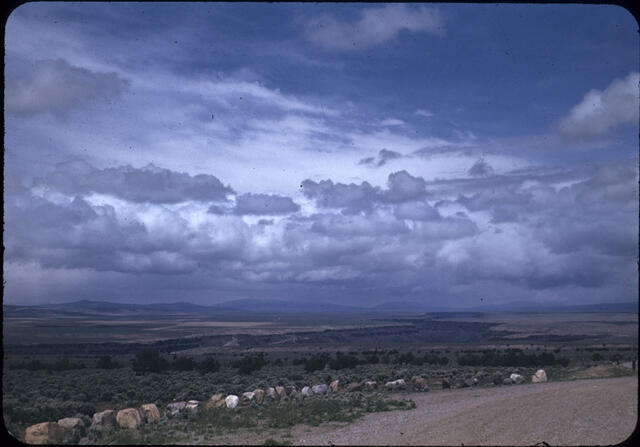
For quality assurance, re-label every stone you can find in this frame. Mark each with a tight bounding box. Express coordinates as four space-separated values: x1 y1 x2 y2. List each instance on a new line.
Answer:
57 417 85 431
116 408 142 430
253 389 265 404
503 378 513 385
531 369 548 383
266 387 278 400
329 380 341 393
454 378 466 388
412 377 429 391
347 382 362 392
312 384 328 395
140 404 161 422
385 379 406 390
363 380 377 391
510 373 525 384
91 410 116 429
463 378 475 388
57 417 85 439
186 400 200 412
241 391 256 404
205 394 226 409
25 422 62 445
286 385 297 396
441 378 451 389
225 395 239 409
166 401 186 417
275 386 287 399
301 386 313 397
492 372 503 385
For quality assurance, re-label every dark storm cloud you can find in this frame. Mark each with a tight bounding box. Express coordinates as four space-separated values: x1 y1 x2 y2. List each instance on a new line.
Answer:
4 187 251 276
5 59 129 116
4 193 153 273
309 212 408 237
38 159 234 203
467 158 493 177
233 193 300 215
393 201 441 221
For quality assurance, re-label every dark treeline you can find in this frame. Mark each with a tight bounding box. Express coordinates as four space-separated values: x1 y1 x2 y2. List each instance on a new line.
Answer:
132 350 221 375
456 349 570 367
7 357 86 372
299 350 450 372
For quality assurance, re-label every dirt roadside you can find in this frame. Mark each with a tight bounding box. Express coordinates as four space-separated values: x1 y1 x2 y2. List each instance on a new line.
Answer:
292 376 637 446
199 376 637 445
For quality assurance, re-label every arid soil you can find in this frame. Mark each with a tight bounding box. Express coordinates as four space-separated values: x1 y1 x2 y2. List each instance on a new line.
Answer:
202 376 637 445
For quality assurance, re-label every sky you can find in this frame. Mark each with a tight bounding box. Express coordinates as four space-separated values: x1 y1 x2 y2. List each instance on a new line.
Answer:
3 3 639 308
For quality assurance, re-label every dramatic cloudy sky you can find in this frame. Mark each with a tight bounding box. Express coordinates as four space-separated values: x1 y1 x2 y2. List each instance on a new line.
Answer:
4 3 639 307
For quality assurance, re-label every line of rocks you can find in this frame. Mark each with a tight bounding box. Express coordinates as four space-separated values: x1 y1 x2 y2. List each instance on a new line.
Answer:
23 370 547 444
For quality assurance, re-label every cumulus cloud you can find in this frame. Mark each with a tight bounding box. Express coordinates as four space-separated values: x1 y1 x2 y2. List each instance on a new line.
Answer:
37 159 234 203
306 4 444 51
5 59 129 116
557 72 639 138
383 170 428 203
436 225 611 289
300 178 380 213
302 170 428 212
3 157 637 305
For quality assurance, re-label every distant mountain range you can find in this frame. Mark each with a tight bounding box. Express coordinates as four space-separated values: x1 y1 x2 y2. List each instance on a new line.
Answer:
3 298 638 314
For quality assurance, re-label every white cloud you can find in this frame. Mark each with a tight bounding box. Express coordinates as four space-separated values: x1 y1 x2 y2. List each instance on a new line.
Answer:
5 59 129 116
380 118 405 126
415 109 434 118
557 72 639 138
306 4 444 51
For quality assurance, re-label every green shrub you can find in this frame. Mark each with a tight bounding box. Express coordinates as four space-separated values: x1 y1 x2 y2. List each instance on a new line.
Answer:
132 349 169 374
232 354 267 375
96 355 121 369
171 356 197 371
197 356 221 375
304 354 329 373
329 353 360 370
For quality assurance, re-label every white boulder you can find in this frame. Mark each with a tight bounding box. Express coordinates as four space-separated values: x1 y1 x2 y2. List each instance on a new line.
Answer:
301 386 313 397
531 369 548 383
266 387 278 400
312 384 328 395
225 395 239 409
385 379 406 390
91 410 116 429
166 401 186 416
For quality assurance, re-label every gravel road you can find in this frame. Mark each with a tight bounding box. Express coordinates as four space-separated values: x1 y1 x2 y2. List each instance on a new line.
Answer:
291 376 637 446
